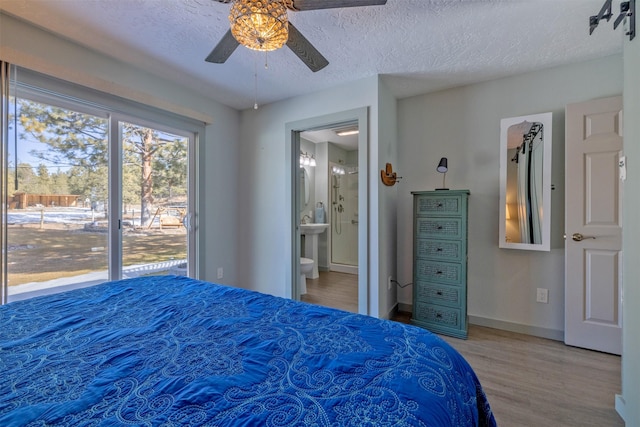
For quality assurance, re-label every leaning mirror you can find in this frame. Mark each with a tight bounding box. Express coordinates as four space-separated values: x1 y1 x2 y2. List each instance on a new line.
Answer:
499 112 552 251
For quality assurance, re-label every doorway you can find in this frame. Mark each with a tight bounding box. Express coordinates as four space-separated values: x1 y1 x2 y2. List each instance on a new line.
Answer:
286 108 368 315
298 132 359 312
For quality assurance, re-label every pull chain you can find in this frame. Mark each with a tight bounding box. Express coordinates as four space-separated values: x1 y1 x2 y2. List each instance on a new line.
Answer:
253 55 258 110
253 52 270 110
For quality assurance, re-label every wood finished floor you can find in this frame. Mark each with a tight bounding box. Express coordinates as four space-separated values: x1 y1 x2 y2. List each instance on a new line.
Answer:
301 270 358 313
302 271 623 427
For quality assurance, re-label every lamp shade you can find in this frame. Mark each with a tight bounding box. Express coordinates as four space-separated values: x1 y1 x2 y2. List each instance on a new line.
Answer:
437 157 448 173
230 0 289 52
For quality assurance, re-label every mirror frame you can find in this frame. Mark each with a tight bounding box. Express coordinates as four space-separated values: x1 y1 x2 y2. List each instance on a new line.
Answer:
299 166 310 212
499 112 552 251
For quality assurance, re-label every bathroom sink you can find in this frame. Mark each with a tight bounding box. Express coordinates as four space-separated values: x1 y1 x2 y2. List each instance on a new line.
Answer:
299 224 328 279
300 223 329 235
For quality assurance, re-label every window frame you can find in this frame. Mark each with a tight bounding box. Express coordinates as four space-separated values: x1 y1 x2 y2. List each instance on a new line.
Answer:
2 67 201 301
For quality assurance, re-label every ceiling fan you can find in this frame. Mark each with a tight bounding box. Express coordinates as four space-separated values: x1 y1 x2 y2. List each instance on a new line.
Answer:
205 0 387 72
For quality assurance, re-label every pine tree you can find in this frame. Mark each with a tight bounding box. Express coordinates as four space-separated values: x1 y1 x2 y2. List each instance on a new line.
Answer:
17 98 186 225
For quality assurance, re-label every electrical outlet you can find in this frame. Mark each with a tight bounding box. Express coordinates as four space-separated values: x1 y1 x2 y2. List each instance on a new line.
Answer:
387 276 393 290
536 288 549 304
217 267 224 279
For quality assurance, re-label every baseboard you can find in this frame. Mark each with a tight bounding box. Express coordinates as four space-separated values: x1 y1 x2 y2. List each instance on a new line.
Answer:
394 305 564 341
615 394 626 422
329 264 358 275
468 315 564 341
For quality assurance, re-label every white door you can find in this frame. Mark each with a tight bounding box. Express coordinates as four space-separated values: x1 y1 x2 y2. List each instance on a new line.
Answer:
565 96 623 355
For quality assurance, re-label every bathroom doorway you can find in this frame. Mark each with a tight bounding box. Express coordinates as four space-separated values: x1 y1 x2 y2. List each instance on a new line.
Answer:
298 139 358 312
285 108 368 315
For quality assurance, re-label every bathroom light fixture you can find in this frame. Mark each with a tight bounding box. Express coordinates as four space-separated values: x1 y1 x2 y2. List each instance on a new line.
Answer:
334 126 359 137
300 152 316 168
229 0 289 52
436 157 449 190
332 165 345 175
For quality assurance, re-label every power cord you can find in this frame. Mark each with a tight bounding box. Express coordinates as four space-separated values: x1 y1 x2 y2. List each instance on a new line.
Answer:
391 279 413 288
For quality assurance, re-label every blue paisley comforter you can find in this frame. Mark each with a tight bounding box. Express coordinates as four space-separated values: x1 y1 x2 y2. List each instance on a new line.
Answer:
0 276 496 426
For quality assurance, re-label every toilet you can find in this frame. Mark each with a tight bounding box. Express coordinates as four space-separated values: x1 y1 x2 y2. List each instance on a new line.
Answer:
299 257 314 295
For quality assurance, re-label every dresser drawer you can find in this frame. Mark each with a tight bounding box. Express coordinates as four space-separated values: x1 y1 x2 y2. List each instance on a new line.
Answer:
415 282 461 308
415 218 463 240
415 195 463 216
414 302 461 329
415 238 463 262
415 260 463 285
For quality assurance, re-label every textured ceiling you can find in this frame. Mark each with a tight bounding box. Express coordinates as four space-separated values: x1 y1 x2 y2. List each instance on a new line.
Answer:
0 0 623 110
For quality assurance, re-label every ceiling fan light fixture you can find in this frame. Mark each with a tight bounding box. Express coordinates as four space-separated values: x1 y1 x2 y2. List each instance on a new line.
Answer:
230 0 289 52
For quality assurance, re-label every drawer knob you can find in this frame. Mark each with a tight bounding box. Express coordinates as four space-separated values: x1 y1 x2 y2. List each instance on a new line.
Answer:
436 291 443 296
436 247 443 252
436 313 443 319
436 271 443 275
437 226 443 230
437 203 443 207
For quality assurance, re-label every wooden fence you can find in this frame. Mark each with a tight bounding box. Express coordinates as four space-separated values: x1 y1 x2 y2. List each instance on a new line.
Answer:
9 192 82 209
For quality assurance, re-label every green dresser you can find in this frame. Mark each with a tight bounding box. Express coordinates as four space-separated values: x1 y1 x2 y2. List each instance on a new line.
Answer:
411 190 470 339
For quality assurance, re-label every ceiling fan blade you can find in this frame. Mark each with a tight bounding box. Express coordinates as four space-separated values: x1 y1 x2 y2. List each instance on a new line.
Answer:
205 29 240 63
286 22 329 72
288 0 386 11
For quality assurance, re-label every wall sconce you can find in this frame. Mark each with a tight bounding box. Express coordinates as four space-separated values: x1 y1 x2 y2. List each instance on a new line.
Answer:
299 152 316 167
381 163 402 186
436 157 449 190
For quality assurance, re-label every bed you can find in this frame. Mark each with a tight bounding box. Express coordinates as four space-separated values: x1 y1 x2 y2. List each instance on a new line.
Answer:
0 275 496 426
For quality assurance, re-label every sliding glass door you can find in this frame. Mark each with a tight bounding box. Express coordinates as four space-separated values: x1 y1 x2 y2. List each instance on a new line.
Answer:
6 95 110 300
2 70 196 302
119 121 190 278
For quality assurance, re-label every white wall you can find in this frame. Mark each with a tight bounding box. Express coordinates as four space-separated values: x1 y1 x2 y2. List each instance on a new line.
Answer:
0 13 241 286
316 141 329 270
397 55 623 338
378 79 399 316
198 106 240 285
619 36 640 427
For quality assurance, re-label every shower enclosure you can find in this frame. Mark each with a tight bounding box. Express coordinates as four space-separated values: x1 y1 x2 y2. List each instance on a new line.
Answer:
330 162 358 274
